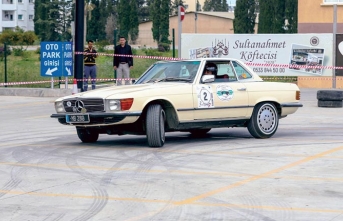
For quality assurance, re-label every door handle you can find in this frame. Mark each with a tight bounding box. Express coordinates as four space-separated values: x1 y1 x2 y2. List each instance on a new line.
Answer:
237 88 246 91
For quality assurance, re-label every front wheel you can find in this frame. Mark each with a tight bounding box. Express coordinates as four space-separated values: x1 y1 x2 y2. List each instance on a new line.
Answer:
247 102 279 138
76 127 99 143
146 104 166 147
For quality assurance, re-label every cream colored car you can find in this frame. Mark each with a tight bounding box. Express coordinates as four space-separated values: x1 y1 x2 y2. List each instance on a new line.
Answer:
51 58 302 147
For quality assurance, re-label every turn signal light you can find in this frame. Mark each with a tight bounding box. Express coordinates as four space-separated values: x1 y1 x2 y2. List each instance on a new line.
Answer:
121 98 134 110
296 91 301 100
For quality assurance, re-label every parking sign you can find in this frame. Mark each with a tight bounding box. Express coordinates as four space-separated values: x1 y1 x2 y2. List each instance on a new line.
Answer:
40 42 73 77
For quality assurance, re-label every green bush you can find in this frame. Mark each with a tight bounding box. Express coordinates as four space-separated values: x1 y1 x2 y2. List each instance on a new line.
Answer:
35 46 40 54
131 47 138 55
96 40 110 52
12 46 25 56
21 51 30 61
141 46 163 57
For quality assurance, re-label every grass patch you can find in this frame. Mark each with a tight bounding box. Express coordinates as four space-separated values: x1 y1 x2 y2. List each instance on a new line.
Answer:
0 49 177 88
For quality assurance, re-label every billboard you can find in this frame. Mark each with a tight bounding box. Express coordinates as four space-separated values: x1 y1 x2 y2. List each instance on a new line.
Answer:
181 34 333 76
336 34 343 77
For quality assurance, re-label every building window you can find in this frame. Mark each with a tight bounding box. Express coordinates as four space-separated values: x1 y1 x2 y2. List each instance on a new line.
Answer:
18 0 22 3
18 14 23 20
29 0 34 3
29 15 33 20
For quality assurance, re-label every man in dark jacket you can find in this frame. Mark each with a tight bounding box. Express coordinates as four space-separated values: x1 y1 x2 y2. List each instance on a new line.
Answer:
84 40 97 91
113 36 133 85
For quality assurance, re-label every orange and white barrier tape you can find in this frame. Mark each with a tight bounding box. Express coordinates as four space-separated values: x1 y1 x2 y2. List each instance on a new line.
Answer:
0 78 135 87
1 52 343 86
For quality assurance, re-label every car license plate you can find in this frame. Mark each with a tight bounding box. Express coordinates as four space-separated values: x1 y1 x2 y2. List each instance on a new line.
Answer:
66 114 90 123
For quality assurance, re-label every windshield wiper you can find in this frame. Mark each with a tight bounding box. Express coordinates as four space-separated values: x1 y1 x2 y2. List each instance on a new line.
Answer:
154 77 192 83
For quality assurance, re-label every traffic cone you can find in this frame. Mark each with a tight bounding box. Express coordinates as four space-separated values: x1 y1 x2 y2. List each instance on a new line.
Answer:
72 78 78 95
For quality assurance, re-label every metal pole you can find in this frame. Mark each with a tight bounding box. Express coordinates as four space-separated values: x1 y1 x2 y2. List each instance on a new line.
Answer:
332 4 337 89
195 0 197 33
172 29 175 58
75 0 85 92
114 29 117 84
4 42 7 88
178 6 182 58
51 77 54 89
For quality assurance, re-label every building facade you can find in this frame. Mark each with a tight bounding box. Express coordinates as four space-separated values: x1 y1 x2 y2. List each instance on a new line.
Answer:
182 0 235 12
0 0 34 32
137 12 258 48
183 0 205 12
298 0 343 33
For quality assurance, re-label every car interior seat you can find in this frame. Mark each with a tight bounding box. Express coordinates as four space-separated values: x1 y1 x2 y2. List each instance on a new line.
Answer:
215 74 229 82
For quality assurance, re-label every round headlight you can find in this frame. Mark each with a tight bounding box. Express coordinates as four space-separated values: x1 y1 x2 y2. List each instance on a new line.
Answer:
109 100 120 110
55 101 65 113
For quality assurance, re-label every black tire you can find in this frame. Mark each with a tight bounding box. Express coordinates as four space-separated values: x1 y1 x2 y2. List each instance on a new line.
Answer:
248 102 279 139
317 90 343 101
318 100 343 108
189 128 211 136
76 127 99 143
146 104 166 147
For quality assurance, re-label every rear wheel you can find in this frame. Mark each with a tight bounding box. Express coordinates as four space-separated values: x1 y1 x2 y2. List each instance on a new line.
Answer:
248 102 279 138
146 104 165 147
76 127 99 143
189 128 211 136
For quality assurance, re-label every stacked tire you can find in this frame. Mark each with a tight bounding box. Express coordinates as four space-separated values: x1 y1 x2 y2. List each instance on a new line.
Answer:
317 90 343 108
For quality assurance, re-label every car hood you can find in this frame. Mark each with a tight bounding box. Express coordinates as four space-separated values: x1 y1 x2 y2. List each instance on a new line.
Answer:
59 83 190 100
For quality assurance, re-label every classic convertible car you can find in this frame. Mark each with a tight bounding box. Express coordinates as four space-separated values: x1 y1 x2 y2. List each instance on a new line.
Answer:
51 58 302 147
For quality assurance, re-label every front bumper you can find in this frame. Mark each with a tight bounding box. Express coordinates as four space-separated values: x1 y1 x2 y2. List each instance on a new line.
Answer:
51 112 142 125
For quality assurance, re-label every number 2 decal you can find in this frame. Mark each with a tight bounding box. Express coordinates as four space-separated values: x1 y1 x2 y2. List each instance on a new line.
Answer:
203 92 208 101
197 85 214 108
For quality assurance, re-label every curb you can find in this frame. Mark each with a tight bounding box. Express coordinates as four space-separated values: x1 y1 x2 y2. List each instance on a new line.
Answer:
0 88 72 97
0 84 114 97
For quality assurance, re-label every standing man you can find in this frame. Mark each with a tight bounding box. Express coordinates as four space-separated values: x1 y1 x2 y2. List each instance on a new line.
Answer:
84 40 97 91
113 36 133 85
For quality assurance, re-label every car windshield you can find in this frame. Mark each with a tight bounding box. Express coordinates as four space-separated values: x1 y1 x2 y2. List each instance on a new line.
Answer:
135 61 201 84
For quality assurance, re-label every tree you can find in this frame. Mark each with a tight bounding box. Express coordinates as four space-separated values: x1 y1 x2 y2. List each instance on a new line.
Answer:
151 0 170 51
129 0 139 43
87 0 107 41
138 0 150 22
118 0 131 40
196 0 201 11
117 0 139 43
34 0 72 41
233 0 256 33
258 0 285 33
285 0 297 33
34 0 53 41
221 0 228 11
203 0 227 12
170 0 185 15
104 0 118 43
105 14 117 43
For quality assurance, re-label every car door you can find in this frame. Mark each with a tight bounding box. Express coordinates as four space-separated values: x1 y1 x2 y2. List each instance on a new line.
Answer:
193 61 249 120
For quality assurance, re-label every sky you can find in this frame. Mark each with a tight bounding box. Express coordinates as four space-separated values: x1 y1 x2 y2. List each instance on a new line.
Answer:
227 0 236 6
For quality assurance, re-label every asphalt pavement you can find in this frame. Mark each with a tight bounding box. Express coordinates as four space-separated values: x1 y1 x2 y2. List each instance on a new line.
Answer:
0 88 342 220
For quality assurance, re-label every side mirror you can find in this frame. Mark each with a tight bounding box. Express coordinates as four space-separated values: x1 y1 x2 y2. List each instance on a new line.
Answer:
201 75 215 83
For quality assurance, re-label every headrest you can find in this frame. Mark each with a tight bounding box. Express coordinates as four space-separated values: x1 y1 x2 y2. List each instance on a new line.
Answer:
206 66 216 71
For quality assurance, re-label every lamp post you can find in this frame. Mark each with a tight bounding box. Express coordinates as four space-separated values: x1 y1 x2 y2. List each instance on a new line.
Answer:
195 0 197 33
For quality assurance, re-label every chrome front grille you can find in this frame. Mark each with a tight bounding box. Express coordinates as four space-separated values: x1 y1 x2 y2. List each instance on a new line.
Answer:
63 98 104 113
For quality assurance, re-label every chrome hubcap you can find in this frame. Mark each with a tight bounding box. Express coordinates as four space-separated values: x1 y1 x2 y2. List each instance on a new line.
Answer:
257 104 277 134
